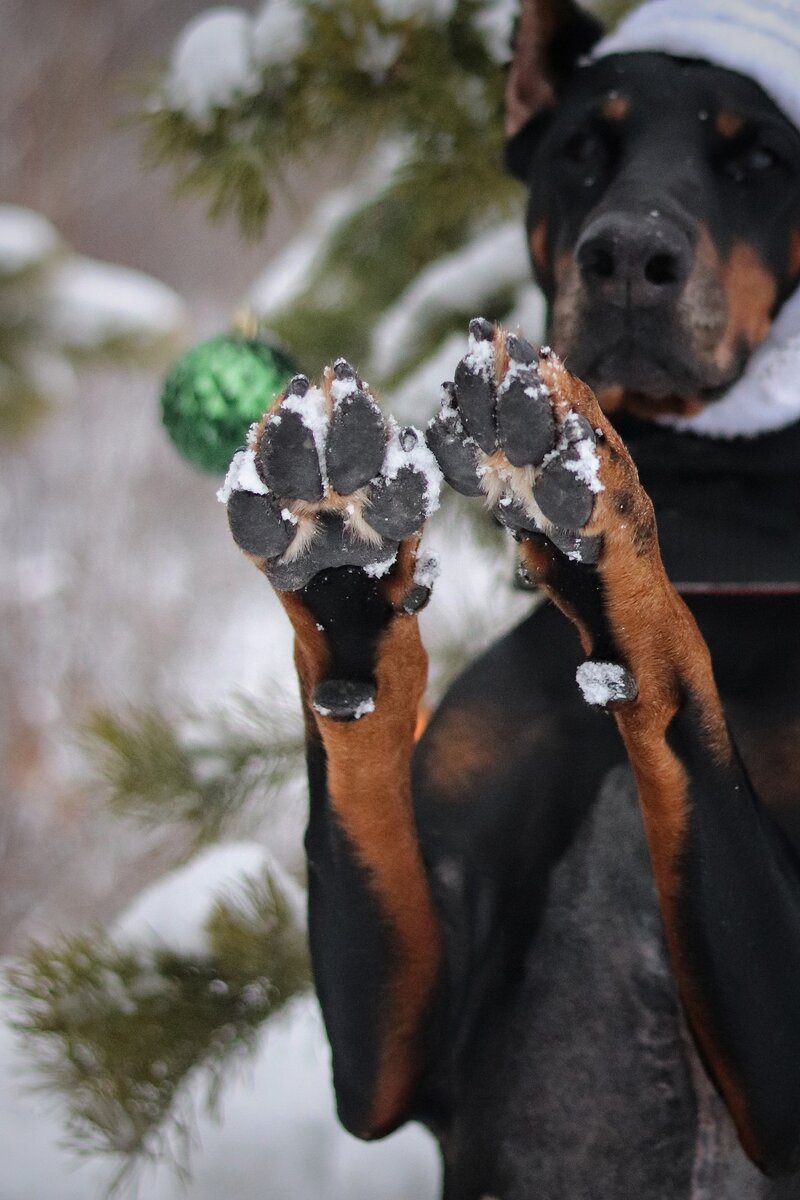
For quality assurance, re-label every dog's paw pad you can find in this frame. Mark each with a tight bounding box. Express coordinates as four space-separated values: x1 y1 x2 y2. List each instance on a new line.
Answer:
425 384 484 497
325 360 386 495
267 515 397 592
222 365 442 594
366 427 440 541
496 364 555 467
533 452 596 529
452 318 498 453
427 320 607 548
312 679 376 722
259 375 326 501
576 660 638 707
226 486 295 559
533 412 602 529
547 526 603 564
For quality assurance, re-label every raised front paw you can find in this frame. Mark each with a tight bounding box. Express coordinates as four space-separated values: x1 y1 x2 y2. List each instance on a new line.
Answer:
426 318 606 564
220 360 442 595
426 318 668 708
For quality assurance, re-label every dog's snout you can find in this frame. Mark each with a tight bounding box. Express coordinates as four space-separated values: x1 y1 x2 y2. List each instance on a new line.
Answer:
576 214 692 308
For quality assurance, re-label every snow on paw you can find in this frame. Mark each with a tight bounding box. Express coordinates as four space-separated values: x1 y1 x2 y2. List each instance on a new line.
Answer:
426 319 606 564
220 360 442 595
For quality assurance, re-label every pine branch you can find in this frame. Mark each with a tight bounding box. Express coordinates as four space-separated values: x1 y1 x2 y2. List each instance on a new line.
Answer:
82 695 305 846
5 865 310 1192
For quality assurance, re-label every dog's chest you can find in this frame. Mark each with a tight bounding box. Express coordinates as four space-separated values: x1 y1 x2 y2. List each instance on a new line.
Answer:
445 766 797 1200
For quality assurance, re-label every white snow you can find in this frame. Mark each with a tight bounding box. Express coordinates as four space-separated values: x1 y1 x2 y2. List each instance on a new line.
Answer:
575 661 633 707
413 550 440 589
374 0 456 23
358 26 403 80
563 415 604 494
0 205 61 278
252 0 306 67
371 223 530 376
250 141 409 317
381 422 443 517
42 256 185 351
330 373 360 402
473 0 518 61
167 8 260 125
217 448 269 503
112 841 302 958
385 331 467 422
0 993 440 1200
364 553 398 578
465 325 495 372
282 385 329 488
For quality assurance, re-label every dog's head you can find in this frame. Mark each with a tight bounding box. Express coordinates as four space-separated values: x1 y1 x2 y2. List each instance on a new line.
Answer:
506 0 800 420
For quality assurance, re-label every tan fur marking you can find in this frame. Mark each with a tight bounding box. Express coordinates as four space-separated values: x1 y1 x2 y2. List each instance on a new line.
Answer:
421 705 508 803
714 241 776 372
602 92 630 122
282 571 440 1131
596 385 625 413
715 110 743 139
319 617 441 1131
530 218 549 274
790 229 800 278
505 0 559 137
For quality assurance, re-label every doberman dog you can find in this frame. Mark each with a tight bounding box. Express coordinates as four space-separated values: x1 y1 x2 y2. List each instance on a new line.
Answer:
223 0 800 1195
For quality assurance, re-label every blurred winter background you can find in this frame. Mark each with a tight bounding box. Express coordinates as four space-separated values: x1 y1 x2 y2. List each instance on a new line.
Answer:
0 0 622 1195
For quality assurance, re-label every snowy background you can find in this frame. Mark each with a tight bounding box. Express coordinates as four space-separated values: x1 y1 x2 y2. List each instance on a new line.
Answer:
0 0 557 1194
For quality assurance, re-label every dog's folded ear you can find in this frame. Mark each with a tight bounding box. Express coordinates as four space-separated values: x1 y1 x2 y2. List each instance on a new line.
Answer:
505 0 604 179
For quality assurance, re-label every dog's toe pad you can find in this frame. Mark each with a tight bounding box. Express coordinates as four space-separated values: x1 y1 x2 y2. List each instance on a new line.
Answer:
425 405 483 496
496 371 555 467
259 407 324 502
534 452 595 529
366 468 429 541
326 389 386 495
227 490 295 559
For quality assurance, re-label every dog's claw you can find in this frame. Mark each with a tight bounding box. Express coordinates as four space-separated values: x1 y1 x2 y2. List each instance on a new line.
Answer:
506 333 537 365
312 679 377 721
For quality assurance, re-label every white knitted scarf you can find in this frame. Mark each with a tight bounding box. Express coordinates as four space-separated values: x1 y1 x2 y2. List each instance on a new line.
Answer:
592 0 800 438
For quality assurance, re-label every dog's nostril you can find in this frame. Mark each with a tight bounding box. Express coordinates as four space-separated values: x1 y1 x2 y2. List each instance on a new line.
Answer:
645 253 681 286
582 245 615 279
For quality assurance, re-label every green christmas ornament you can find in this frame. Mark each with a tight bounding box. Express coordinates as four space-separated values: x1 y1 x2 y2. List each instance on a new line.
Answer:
160 330 298 474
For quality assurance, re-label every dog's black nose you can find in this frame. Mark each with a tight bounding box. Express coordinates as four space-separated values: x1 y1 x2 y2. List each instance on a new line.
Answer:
576 213 691 308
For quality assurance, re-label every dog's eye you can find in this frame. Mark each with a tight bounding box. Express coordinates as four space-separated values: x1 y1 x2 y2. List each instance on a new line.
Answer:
744 146 778 172
562 130 603 165
723 143 781 181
